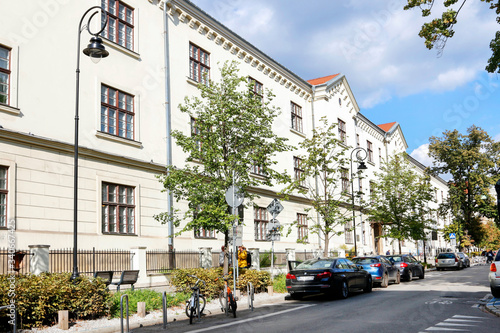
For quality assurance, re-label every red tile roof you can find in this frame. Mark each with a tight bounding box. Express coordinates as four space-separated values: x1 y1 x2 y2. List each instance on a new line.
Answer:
378 122 397 132
307 74 340 85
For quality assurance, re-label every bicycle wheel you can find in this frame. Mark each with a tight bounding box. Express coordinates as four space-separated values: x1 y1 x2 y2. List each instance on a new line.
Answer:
199 295 206 315
189 306 195 324
229 293 237 318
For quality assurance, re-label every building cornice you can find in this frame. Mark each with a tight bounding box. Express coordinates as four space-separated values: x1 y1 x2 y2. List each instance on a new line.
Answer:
168 0 313 102
0 128 167 174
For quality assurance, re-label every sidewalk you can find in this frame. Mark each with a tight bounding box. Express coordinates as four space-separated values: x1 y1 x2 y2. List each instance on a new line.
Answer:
485 296 500 317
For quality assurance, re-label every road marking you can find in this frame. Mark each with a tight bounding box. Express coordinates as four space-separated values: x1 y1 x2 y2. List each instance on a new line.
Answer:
444 318 482 322
423 314 488 332
425 328 469 331
187 304 316 333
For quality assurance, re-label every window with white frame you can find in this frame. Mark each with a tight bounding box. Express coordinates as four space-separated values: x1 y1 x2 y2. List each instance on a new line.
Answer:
294 156 305 187
0 166 7 228
291 102 303 133
345 221 353 244
101 85 134 140
378 147 382 164
101 0 134 50
195 227 216 239
341 168 349 193
0 45 10 105
102 182 135 235
254 207 269 241
189 43 210 84
338 119 346 144
191 117 202 152
367 141 373 163
249 77 263 99
297 213 308 241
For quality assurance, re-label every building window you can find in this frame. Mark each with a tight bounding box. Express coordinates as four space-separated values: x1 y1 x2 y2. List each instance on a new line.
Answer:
249 77 263 99
367 141 373 163
356 134 360 147
369 181 375 204
101 0 134 50
341 168 349 193
191 117 202 151
345 221 353 244
251 162 266 177
0 167 7 228
338 119 346 144
358 178 363 199
294 156 305 187
0 45 10 105
254 207 269 241
101 85 135 140
189 43 210 85
195 227 216 239
291 102 303 133
297 213 308 241
378 148 382 164
102 182 135 234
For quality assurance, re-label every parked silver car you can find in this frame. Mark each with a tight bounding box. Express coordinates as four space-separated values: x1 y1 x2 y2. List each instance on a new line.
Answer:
457 252 470 268
435 252 462 270
489 250 500 298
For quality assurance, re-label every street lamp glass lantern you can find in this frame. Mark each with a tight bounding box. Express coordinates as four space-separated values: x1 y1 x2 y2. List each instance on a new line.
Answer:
357 161 368 170
83 36 109 62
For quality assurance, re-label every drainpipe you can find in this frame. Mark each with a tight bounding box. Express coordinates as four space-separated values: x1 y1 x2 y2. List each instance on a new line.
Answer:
311 86 322 253
163 0 174 251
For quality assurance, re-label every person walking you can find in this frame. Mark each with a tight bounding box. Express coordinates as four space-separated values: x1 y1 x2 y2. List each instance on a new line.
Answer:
238 246 247 268
487 250 494 264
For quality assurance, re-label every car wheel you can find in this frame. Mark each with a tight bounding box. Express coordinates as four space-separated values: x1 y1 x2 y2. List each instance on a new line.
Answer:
405 270 412 282
436 267 441 271
492 287 500 298
394 272 401 284
364 276 372 293
381 273 389 288
338 280 349 299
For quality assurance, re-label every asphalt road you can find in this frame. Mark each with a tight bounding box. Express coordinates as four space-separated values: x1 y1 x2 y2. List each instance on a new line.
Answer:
135 265 499 333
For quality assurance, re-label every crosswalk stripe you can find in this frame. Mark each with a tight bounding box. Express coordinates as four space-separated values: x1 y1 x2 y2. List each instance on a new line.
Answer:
444 318 482 322
436 323 475 327
452 315 485 319
425 328 469 331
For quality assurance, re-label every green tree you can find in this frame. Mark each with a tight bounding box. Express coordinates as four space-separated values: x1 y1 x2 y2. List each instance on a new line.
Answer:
155 61 291 272
280 117 351 257
369 153 437 254
479 220 500 250
404 0 500 73
428 125 495 248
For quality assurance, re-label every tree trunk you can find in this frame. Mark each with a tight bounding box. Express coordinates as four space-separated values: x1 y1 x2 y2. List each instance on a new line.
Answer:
398 239 402 254
323 233 329 257
223 230 229 275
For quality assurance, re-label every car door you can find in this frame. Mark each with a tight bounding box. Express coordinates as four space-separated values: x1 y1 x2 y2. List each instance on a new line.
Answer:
345 258 364 288
337 259 356 288
408 255 421 276
381 257 396 279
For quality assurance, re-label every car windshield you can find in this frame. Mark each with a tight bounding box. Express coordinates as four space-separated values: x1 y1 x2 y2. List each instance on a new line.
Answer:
386 256 402 262
438 253 455 259
352 258 377 264
295 259 334 270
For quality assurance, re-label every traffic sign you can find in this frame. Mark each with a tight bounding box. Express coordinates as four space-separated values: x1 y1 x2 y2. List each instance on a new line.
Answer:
225 185 244 208
449 233 456 240
266 198 284 217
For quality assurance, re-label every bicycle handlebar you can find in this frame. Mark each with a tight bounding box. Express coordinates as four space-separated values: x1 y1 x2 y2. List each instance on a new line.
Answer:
187 274 206 287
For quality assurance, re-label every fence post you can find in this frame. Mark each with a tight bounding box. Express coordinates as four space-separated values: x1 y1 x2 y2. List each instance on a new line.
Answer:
130 247 146 286
28 245 50 275
248 248 259 270
199 247 212 269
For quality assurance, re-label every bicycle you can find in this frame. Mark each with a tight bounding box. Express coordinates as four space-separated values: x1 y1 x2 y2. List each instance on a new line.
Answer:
185 274 206 324
215 273 237 318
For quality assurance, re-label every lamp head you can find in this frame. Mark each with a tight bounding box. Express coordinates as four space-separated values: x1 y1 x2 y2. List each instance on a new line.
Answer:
83 36 109 63
357 161 368 170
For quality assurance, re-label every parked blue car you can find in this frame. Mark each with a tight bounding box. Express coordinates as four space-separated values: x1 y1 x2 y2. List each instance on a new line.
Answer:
352 255 400 287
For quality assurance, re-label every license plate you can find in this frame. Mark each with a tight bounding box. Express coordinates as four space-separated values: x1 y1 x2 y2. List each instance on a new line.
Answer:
298 276 314 281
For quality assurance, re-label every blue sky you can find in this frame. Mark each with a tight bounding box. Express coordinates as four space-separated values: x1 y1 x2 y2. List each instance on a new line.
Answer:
189 0 500 166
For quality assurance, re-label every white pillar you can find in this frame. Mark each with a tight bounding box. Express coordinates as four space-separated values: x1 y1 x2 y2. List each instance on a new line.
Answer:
199 247 212 269
131 246 147 283
248 248 259 270
29 245 50 275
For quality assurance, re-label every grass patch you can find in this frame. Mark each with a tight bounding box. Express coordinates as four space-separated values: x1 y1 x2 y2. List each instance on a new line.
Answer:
273 274 287 293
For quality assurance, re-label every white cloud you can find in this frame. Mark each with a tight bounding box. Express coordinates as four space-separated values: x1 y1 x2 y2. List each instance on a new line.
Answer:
430 67 477 92
410 144 433 167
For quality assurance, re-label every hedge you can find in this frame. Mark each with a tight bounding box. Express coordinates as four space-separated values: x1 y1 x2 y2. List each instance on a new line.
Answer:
0 273 110 329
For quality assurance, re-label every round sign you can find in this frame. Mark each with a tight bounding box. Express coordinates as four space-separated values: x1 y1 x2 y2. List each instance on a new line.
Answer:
225 185 244 208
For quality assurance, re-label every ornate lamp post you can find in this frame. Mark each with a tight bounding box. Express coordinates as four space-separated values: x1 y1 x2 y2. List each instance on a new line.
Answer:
71 6 109 280
350 147 368 258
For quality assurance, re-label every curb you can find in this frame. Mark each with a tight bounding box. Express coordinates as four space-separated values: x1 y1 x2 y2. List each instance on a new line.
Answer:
485 296 500 317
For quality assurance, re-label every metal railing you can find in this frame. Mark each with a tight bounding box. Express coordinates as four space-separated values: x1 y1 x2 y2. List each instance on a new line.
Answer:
50 248 132 276
146 250 200 274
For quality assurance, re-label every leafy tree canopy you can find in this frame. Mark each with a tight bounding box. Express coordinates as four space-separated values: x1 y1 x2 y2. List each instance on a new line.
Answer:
369 153 437 254
155 61 291 257
404 0 500 73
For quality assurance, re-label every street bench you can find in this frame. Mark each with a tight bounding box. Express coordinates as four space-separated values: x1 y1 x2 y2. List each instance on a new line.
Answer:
110 270 139 291
93 271 113 287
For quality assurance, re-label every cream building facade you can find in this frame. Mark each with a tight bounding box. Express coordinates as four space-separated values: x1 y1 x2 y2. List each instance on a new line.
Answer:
0 0 450 257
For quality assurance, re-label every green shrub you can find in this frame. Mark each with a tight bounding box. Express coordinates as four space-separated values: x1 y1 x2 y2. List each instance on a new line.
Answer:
109 289 190 318
170 267 271 298
259 250 276 268
0 273 110 329
272 274 287 294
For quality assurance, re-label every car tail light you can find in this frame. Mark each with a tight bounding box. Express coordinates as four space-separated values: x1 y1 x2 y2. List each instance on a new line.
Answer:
435 258 438 263
455 257 458 262
491 263 497 272
370 263 381 267
316 271 332 279
400 262 408 268
286 273 296 280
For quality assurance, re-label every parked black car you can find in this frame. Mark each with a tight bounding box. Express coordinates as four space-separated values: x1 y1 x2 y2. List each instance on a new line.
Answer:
385 254 425 281
286 257 372 300
352 255 400 287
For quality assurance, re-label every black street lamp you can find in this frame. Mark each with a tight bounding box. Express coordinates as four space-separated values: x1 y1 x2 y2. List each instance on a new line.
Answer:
71 6 109 281
350 147 368 258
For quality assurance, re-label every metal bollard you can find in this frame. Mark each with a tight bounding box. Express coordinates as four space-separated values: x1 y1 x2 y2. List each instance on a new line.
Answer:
247 282 254 311
120 294 130 333
162 291 168 329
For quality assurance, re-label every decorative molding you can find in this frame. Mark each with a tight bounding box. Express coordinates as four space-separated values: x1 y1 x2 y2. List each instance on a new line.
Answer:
0 104 21 116
95 131 143 148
